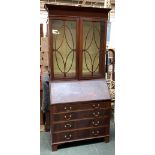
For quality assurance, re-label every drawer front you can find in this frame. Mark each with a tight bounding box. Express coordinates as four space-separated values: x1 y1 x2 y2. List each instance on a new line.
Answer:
51 101 111 113
53 117 110 132
52 109 111 122
53 127 109 143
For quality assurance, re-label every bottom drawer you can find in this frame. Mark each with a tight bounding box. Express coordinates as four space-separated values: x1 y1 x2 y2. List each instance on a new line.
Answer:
52 127 109 143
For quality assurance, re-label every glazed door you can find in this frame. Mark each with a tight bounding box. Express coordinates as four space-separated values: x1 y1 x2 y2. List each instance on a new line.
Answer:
49 17 107 80
50 18 78 80
79 18 107 79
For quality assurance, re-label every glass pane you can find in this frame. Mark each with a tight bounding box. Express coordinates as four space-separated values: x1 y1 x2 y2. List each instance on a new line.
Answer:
52 20 76 78
82 20 102 76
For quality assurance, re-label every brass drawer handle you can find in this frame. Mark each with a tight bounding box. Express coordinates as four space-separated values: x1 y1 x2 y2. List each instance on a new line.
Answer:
93 111 100 117
64 114 72 120
64 134 72 140
64 123 72 128
92 104 100 109
92 130 100 136
92 120 100 126
64 106 72 111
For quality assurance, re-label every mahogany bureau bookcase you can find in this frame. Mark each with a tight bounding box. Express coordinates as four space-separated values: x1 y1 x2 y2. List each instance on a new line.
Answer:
44 4 111 151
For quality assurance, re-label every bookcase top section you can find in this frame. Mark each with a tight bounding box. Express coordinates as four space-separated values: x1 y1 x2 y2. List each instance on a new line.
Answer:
50 79 111 104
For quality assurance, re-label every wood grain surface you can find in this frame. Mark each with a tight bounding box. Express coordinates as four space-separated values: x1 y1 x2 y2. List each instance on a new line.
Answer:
50 79 111 104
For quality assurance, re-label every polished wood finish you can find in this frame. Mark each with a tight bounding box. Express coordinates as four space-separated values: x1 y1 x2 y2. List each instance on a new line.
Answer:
52 109 110 122
44 4 111 151
49 80 111 151
53 117 110 132
45 4 111 80
52 110 110 121
50 79 111 104
44 4 111 18
51 101 110 113
53 126 109 143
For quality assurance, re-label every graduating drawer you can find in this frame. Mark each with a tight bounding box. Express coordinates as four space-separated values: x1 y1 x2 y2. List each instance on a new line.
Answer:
53 117 110 132
53 127 109 143
52 109 111 122
51 101 111 113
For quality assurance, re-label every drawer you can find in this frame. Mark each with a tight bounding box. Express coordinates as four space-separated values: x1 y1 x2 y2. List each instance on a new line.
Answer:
53 117 110 132
53 127 109 143
51 101 111 113
52 109 111 122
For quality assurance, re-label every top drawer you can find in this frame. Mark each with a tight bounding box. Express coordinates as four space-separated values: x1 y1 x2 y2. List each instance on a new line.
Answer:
51 101 111 113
